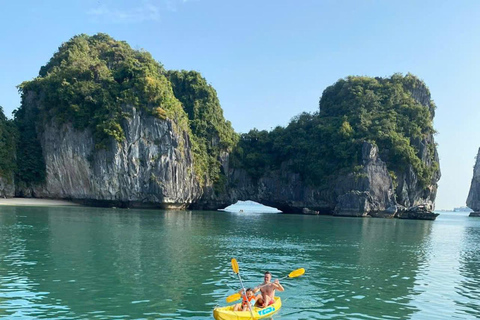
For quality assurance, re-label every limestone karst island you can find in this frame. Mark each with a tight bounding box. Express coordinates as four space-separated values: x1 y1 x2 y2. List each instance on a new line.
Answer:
0 34 441 220
467 148 480 217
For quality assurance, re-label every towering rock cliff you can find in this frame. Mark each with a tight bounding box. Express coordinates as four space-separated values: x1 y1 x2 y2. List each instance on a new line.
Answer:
14 34 235 207
467 148 480 217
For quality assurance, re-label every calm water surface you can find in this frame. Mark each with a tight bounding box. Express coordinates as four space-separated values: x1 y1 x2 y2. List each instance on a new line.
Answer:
0 205 479 319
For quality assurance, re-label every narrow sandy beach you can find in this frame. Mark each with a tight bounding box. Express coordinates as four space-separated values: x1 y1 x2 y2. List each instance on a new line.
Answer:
0 198 80 207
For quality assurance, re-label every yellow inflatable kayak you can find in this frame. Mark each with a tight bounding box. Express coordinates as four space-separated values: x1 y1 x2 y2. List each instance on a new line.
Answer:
213 297 282 320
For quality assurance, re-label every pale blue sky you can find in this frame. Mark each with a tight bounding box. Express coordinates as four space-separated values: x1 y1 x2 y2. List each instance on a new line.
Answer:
1 0 480 210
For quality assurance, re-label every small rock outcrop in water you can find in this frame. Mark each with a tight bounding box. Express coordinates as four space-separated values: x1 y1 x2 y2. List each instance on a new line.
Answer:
395 204 439 220
467 148 480 217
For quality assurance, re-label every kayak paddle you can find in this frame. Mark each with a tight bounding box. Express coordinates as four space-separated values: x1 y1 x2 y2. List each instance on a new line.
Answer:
226 268 305 303
231 258 256 319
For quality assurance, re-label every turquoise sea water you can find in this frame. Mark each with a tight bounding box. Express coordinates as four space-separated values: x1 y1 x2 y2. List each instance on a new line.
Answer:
0 204 479 319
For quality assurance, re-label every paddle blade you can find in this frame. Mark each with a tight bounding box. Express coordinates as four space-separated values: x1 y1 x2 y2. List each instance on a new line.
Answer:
231 258 239 274
288 268 305 278
226 292 241 303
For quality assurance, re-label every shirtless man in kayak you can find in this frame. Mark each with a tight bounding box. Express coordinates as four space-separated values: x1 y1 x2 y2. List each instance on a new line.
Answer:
254 271 284 308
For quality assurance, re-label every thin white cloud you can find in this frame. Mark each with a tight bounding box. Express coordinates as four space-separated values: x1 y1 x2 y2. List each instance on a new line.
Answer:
87 0 189 23
164 0 190 12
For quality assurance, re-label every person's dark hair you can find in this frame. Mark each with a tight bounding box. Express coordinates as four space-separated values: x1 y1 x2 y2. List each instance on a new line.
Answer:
246 288 253 293
264 271 271 276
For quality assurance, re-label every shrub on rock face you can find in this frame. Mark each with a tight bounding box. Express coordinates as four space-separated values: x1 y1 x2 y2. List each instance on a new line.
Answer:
152 107 167 120
167 70 238 185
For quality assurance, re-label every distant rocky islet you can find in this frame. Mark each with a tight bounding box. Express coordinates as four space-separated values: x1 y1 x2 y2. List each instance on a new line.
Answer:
467 148 480 217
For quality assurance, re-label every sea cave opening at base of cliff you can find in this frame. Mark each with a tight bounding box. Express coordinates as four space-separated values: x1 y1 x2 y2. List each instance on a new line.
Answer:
220 201 282 214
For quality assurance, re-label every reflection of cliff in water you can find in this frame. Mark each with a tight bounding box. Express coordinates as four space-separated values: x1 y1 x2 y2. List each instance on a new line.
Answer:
355 218 433 319
308 217 433 319
457 223 480 316
0 208 59 317
0 207 226 318
0 209 21 318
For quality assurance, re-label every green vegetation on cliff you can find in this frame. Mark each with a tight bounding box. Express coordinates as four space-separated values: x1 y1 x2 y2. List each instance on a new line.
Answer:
13 104 46 187
19 33 188 147
167 70 238 185
16 33 237 186
0 107 17 182
232 74 439 187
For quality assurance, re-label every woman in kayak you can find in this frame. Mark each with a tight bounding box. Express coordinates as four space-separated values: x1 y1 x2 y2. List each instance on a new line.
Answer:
233 288 256 311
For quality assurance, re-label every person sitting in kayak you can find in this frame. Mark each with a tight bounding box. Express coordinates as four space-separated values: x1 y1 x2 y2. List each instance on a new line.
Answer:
254 271 284 308
233 288 256 311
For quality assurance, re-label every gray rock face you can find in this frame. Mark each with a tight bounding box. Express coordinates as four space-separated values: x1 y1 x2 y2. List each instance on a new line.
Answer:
197 142 397 217
393 81 440 210
194 157 333 213
0 176 14 198
334 142 397 217
196 137 439 220
467 148 480 216
394 135 440 210
19 107 202 208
